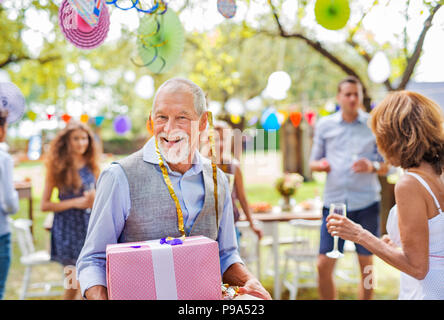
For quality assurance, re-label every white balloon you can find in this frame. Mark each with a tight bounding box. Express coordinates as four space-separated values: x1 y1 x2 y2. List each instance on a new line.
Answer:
208 100 222 115
225 98 244 115
368 51 391 83
245 96 263 111
135 75 155 99
267 71 292 92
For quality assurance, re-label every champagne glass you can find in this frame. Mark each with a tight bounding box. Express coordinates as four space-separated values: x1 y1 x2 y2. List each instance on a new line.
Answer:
326 202 346 259
84 182 95 214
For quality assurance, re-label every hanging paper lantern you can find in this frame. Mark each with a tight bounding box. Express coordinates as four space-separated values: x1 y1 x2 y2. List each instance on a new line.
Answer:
368 51 391 83
230 114 241 125
27 111 37 122
304 111 317 126
136 9 185 74
289 112 302 128
95 115 105 126
217 0 237 19
61 113 72 123
80 113 89 123
113 115 131 135
314 0 350 31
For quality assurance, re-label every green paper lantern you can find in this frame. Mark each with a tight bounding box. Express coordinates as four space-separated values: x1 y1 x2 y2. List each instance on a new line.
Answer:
314 0 350 31
136 9 185 74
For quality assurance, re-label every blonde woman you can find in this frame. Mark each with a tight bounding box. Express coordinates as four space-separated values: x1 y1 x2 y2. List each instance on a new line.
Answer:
327 91 444 299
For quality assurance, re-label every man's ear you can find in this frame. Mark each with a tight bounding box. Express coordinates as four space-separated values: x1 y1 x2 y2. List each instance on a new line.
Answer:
199 112 208 132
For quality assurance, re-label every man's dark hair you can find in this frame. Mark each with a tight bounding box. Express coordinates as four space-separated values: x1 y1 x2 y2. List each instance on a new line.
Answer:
337 76 362 94
0 109 8 127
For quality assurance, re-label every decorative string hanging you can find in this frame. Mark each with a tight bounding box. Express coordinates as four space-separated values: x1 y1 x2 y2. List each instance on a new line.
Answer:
135 7 185 74
105 0 167 14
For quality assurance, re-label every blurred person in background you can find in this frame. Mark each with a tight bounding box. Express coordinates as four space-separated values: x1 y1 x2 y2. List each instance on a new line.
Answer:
40 120 100 300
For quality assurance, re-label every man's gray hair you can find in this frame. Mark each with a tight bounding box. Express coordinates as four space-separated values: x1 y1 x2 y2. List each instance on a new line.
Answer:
152 78 207 116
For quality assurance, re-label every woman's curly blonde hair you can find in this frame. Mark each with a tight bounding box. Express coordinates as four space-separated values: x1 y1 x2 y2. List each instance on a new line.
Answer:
370 91 444 175
45 120 100 192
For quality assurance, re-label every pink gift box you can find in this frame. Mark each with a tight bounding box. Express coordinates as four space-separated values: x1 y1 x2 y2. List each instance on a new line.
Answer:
106 236 222 300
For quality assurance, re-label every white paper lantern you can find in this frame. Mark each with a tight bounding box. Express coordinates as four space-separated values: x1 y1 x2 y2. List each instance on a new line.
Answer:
368 51 391 83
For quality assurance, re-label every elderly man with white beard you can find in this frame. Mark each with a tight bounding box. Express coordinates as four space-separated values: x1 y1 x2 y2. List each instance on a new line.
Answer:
76 78 271 300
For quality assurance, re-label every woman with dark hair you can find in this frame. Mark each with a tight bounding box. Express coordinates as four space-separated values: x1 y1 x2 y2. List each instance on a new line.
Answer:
0 109 19 300
327 91 444 299
40 120 100 300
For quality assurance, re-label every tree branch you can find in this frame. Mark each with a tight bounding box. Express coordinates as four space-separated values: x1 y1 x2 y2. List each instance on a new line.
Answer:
0 54 61 69
397 4 441 90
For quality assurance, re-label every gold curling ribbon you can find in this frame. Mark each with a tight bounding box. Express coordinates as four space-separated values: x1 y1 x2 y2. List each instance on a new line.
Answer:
155 138 186 237
153 111 219 238
207 111 219 227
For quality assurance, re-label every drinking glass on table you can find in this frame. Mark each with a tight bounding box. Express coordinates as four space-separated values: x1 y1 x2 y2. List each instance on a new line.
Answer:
326 202 346 259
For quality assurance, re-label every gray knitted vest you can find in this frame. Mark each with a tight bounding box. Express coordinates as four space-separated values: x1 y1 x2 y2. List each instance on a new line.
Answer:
115 149 226 243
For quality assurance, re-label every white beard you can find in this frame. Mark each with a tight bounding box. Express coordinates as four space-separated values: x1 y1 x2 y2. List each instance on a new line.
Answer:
157 130 190 164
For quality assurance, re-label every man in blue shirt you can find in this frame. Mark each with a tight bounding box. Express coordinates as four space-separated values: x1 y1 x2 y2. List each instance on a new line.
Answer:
76 78 271 300
310 76 389 300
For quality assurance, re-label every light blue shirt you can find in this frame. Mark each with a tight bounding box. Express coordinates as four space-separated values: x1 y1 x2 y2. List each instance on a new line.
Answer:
310 110 384 211
76 138 243 296
0 148 19 237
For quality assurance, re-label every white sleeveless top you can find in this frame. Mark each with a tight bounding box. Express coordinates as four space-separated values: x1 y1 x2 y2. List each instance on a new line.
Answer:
386 172 444 300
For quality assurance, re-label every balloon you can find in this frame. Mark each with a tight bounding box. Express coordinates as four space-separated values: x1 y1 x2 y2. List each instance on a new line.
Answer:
114 115 131 135
95 115 105 126
314 0 350 31
80 113 89 123
61 113 72 123
368 51 391 83
289 112 302 128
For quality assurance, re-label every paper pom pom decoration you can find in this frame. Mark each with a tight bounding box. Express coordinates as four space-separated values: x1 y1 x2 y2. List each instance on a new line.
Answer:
289 111 302 128
136 9 185 74
217 0 237 19
0 82 26 124
67 0 104 27
59 0 110 50
114 115 131 135
314 0 350 31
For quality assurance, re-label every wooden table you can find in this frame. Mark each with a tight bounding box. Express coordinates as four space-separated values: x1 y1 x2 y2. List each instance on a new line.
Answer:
245 205 322 299
14 181 34 236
